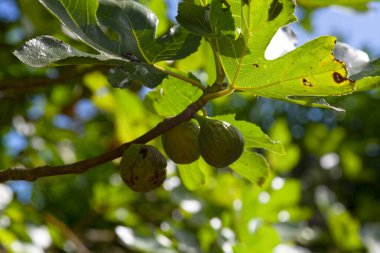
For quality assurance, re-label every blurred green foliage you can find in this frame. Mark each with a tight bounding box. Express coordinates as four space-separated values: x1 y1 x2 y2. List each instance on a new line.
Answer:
1 0 380 253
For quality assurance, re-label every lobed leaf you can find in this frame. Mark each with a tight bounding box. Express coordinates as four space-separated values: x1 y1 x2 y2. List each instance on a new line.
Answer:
216 0 356 109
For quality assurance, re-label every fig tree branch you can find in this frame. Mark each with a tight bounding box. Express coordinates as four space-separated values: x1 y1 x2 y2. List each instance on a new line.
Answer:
0 97 207 182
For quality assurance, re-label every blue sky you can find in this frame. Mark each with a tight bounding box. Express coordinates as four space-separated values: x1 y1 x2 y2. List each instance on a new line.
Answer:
292 2 380 57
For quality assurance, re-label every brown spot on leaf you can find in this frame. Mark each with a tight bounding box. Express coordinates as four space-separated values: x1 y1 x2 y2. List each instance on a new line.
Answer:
302 78 313 87
252 64 259 68
333 72 347 83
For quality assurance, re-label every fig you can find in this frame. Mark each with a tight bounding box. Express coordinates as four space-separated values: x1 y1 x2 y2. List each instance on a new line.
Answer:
161 121 200 164
120 144 167 192
196 116 244 168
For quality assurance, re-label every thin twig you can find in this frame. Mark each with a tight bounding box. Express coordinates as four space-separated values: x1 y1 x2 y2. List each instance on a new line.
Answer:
44 213 93 253
0 97 207 182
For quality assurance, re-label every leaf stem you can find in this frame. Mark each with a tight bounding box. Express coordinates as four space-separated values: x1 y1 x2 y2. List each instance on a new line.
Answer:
203 86 235 101
154 64 206 90
210 39 225 85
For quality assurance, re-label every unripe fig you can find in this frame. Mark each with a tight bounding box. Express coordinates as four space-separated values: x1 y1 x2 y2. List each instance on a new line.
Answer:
120 144 167 192
161 121 200 164
196 116 244 168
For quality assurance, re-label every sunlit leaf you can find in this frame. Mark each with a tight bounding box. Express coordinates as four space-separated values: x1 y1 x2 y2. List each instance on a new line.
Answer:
230 150 269 186
144 77 203 117
216 0 355 109
114 89 160 143
234 224 281 253
327 209 363 251
178 160 206 190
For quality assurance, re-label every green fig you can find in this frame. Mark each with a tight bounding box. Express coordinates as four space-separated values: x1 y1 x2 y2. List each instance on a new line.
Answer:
120 144 167 192
161 121 200 164
196 116 244 168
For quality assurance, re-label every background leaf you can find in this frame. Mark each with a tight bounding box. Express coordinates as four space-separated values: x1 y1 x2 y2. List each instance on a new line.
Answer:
144 77 203 117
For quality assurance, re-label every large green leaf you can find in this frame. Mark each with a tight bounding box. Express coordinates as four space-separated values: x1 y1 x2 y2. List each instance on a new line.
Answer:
213 114 284 154
230 150 269 186
144 76 203 117
216 0 355 108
